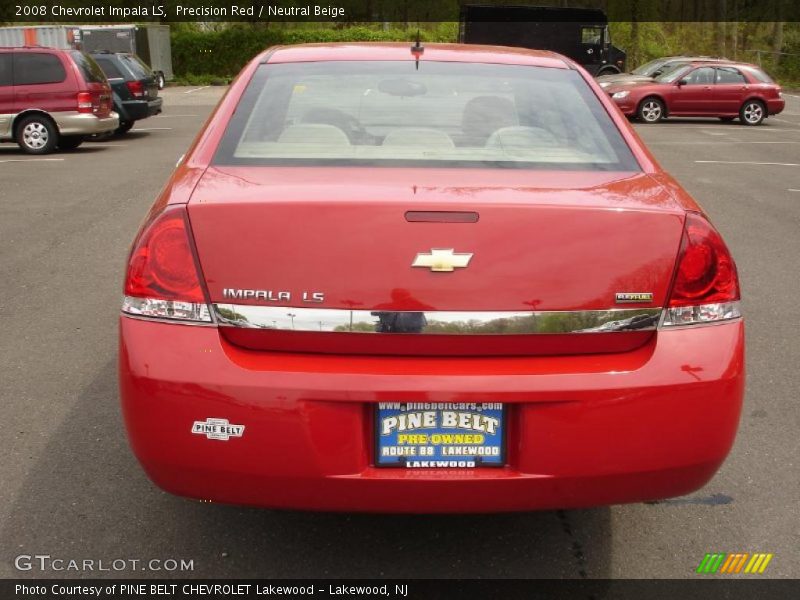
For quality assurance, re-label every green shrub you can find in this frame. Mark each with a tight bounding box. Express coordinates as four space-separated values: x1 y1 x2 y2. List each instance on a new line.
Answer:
171 25 459 79
171 22 799 88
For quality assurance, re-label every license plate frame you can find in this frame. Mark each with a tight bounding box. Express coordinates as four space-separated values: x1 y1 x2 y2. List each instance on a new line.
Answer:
374 403 506 468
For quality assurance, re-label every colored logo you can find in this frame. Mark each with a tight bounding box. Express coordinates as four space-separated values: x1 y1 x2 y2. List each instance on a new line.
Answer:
412 249 473 272
696 553 773 574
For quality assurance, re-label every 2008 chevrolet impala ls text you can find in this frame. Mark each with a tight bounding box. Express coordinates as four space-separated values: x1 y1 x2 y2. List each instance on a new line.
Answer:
118 43 744 513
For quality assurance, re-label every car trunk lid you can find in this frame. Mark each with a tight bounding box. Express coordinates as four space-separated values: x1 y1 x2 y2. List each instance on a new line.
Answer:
187 167 685 356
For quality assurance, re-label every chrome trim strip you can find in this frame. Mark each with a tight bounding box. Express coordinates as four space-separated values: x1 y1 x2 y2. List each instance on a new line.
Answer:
212 304 663 334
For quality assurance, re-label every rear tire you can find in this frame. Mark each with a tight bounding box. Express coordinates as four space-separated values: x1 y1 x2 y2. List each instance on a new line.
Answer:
637 97 665 123
58 135 85 151
116 120 135 135
739 100 765 125
15 115 58 155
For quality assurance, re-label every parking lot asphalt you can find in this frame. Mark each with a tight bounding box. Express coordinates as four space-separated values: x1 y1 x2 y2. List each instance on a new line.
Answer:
0 87 798 579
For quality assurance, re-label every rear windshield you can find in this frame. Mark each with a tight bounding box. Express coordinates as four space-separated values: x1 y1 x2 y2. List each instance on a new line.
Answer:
93 56 125 80
214 61 640 171
119 54 151 79
70 51 107 84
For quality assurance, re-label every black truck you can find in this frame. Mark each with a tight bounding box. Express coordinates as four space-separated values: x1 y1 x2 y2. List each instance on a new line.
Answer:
459 5 626 76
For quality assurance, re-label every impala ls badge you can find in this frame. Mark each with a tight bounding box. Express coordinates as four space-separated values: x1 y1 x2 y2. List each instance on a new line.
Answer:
412 249 474 272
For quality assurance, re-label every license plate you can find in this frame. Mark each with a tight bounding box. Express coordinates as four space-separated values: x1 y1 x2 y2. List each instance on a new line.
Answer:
375 403 505 468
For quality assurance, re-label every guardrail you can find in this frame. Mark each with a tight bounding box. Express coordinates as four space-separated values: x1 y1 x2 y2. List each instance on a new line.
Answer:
744 49 800 66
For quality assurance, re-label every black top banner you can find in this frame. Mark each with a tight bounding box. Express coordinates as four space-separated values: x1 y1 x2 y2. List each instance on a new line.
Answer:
2 0 800 23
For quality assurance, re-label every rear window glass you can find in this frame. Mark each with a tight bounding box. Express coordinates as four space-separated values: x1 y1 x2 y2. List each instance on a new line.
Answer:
94 56 125 79
716 67 747 84
0 54 11 86
215 61 640 171
70 51 107 84
13 53 66 85
740 66 775 84
119 55 151 79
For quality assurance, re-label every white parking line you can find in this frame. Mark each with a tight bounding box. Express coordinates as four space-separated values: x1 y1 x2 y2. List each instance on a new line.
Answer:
0 158 64 163
771 118 800 127
637 125 787 131
789 189 800 192
130 127 173 131
695 160 800 166
184 86 210 94
651 141 800 145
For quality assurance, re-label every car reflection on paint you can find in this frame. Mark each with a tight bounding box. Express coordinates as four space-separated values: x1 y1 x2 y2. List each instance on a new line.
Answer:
606 60 784 125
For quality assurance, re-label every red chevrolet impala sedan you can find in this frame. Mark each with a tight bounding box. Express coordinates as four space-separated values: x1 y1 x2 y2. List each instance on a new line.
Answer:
119 43 744 512
607 61 784 124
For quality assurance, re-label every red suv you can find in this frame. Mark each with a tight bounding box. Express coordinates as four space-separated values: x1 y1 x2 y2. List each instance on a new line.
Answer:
0 47 119 153
606 61 785 125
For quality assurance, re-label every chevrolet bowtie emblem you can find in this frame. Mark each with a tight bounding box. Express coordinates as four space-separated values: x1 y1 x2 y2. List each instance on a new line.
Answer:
412 248 474 272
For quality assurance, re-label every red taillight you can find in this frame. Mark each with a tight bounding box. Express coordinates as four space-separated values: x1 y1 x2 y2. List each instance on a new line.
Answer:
126 80 145 98
668 213 739 307
124 206 207 304
77 92 94 113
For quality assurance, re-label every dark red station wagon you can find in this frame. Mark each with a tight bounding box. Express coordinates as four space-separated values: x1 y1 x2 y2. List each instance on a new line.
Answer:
607 61 785 125
0 46 118 153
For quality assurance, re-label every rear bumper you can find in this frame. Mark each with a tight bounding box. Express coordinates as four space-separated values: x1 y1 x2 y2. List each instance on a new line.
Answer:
53 111 119 135
119 317 745 512
121 97 163 121
768 98 785 116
